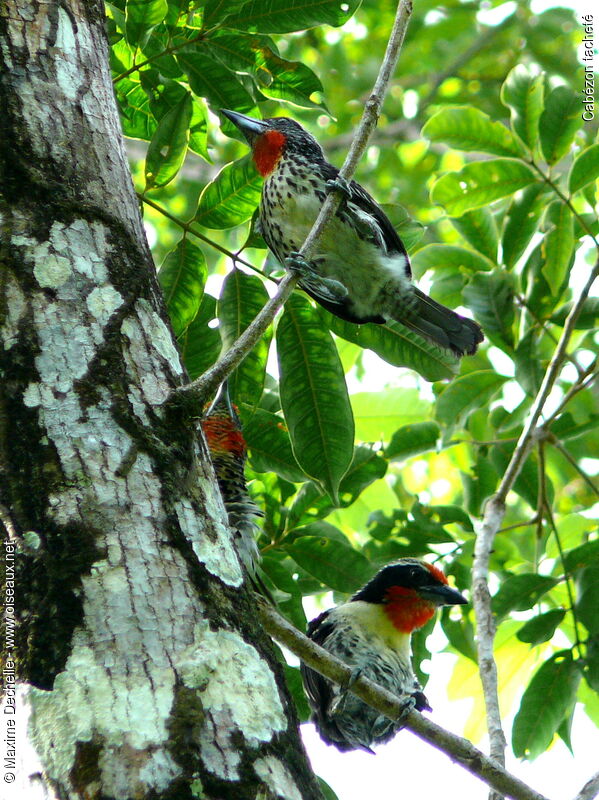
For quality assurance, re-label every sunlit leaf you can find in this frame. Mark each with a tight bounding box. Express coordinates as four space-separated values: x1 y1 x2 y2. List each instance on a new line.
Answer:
431 159 536 217
218 269 271 409
501 65 544 150
539 85 583 165
195 155 262 229
423 106 523 157
512 651 581 759
158 238 207 336
277 295 354 503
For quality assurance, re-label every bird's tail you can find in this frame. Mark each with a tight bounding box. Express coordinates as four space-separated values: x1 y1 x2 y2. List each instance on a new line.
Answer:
398 288 483 357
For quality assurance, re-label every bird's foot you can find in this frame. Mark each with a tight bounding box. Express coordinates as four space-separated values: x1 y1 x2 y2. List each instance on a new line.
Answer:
326 176 351 199
285 252 348 302
330 667 362 717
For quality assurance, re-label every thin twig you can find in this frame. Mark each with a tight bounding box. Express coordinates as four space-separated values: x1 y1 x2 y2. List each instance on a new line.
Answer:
258 600 551 800
472 254 599 796
140 194 262 276
168 0 414 406
549 436 599 496
573 770 599 800
538 443 584 659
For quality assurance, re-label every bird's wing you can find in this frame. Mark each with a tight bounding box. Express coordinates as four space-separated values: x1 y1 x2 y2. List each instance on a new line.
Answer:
300 610 337 713
321 162 412 279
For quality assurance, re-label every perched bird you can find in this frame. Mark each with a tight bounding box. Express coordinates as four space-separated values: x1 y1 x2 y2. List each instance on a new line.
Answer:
300 558 467 752
201 381 262 580
222 109 483 357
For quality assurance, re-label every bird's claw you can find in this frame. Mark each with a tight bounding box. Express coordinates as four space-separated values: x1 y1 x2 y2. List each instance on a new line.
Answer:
330 667 362 716
326 176 351 199
285 252 349 302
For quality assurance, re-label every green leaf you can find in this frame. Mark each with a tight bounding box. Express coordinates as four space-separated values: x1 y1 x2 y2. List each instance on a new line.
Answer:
218 269 271 410
551 297 599 329
502 184 546 269
501 65 544 150
577 567 599 635
462 269 515 350
542 202 574 295
205 31 326 110
512 650 581 759
517 609 566 645
244 408 305 483
441 610 477 662
255 44 326 109
450 208 498 262
380 204 425 251
491 442 545 510
431 159 536 217
435 371 507 427
286 446 388 527
322 313 457 382
411 244 493 279
284 664 311 721
177 52 256 120
287 535 372 593
203 0 248 27
277 294 354 503
125 0 167 46
145 92 192 189
178 293 221 380
513 329 546 397
539 85 583 165
386 421 440 461
563 540 599 573
492 574 558 619
569 144 599 194
195 155 262 229
222 0 361 33
351 388 431 441
422 107 523 157
158 238 207 337
115 79 155 141
461 453 498 517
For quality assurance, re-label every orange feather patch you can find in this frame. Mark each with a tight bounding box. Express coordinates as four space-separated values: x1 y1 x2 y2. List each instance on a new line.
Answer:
202 416 246 458
253 130 286 176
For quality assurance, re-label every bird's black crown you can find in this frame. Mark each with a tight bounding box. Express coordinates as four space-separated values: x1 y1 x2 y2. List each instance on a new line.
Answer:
351 559 446 604
264 117 327 163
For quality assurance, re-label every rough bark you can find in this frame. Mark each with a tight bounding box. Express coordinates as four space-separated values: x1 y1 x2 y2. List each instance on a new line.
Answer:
0 1 322 798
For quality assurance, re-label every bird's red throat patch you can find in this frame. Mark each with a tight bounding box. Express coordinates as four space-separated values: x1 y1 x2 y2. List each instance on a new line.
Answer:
253 130 286 176
384 586 436 634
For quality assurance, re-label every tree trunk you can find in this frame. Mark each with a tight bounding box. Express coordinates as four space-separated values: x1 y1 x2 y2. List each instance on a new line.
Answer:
0 1 322 797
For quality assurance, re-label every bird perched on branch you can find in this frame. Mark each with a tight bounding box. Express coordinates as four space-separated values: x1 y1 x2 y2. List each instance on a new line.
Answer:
222 109 483 357
201 381 263 581
300 558 467 752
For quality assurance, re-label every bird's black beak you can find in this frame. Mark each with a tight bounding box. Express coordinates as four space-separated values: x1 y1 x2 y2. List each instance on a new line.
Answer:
221 109 269 143
419 584 468 606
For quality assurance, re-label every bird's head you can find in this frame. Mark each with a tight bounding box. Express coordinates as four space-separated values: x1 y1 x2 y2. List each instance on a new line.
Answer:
221 109 325 177
352 558 467 634
202 381 246 460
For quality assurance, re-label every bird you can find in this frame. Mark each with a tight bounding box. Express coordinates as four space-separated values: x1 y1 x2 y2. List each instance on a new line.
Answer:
221 109 483 358
201 380 263 582
300 558 467 752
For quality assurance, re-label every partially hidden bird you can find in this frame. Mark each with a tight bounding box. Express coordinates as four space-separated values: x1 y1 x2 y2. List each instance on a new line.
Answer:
222 109 483 357
300 558 467 752
201 381 263 582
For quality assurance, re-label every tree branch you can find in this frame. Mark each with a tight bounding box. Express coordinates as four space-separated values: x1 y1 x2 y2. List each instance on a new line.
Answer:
258 600 551 800
573 770 599 800
472 253 599 795
168 0 413 407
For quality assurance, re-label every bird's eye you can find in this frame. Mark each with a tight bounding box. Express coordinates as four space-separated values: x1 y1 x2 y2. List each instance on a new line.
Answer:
409 567 420 579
